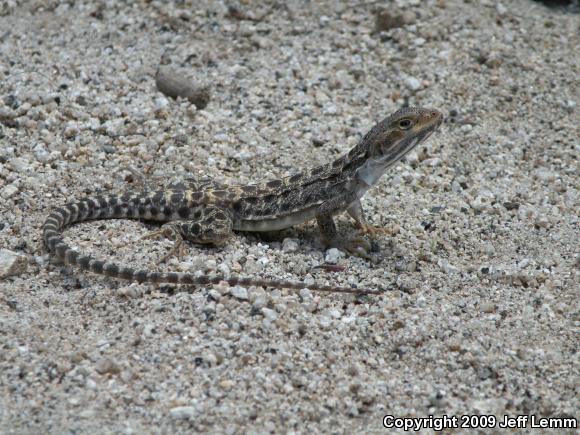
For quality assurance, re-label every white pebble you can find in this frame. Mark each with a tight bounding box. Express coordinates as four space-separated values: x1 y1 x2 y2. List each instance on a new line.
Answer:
169 406 196 420
534 169 557 182
217 263 230 277
262 307 278 321
282 238 299 253
438 260 459 274
231 286 248 300
496 3 507 16
329 309 341 319
0 107 16 119
482 242 496 256
404 76 421 91
325 248 344 264
252 295 268 309
244 258 262 273
1 183 19 199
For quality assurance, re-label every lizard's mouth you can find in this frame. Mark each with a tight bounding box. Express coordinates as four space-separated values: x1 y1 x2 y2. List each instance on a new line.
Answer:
408 113 443 149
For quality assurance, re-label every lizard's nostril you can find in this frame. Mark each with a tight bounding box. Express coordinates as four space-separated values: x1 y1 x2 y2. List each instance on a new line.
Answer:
431 110 443 124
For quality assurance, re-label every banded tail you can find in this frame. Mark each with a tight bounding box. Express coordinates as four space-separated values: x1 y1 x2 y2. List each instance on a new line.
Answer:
42 196 380 296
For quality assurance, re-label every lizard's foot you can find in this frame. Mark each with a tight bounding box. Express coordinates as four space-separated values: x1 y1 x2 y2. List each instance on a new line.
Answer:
355 223 395 236
344 237 374 260
141 225 187 262
326 236 374 260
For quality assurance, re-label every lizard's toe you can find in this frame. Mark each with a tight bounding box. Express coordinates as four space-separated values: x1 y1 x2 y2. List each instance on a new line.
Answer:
159 239 187 263
141 224 179 241
357 223 396 237
343 237 374 260
326 236 374 260
141 224 187 263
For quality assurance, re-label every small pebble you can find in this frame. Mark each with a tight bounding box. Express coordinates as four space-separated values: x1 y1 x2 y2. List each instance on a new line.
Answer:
496 3 507 17
261 307 278 321
534 169 557 182
282 238 299 253
230 286 248 300
404 76 422 91
374 8 414 32
169 406 196 420
252 295 268 310
1 183 19 199
94 358 121 375
480 302 496 313
325 248 344 264
0 249 28 279
438 260 459 274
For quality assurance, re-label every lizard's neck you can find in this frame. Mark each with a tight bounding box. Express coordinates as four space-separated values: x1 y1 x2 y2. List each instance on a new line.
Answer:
329 139 377 187
353 135 419 187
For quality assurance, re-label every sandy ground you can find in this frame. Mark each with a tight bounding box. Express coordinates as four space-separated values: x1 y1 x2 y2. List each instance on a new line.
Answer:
0 0 578 433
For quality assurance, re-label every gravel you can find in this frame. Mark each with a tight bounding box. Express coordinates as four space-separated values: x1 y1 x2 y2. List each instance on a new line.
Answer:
0 0 578 433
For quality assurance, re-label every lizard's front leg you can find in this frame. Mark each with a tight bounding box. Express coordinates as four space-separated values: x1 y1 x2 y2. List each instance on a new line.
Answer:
347 199 393 236
315 192 374 259
144 206 234 262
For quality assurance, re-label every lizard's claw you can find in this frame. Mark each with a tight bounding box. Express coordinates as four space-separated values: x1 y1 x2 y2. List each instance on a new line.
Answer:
343 236 373 260
141 227 174 241
141 226 187 262
159 239 187 263
326 237 373 260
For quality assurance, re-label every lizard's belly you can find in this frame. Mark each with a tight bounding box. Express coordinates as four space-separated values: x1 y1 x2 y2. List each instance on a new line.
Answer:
235 207 319 232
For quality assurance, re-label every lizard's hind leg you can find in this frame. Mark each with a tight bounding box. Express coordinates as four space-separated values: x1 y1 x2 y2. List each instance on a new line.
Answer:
144 206 234 262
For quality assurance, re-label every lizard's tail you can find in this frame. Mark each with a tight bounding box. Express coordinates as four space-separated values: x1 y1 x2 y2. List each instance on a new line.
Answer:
43 200 380 296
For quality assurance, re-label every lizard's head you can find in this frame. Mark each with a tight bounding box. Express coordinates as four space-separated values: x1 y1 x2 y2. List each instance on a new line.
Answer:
368 106 442 163
356 106 443 186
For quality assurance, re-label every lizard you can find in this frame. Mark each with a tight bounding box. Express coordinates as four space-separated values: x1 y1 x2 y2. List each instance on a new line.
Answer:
42 106 443 295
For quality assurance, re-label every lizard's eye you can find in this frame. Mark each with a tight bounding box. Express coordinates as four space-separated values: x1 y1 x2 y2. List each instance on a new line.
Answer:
398 119 413 130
